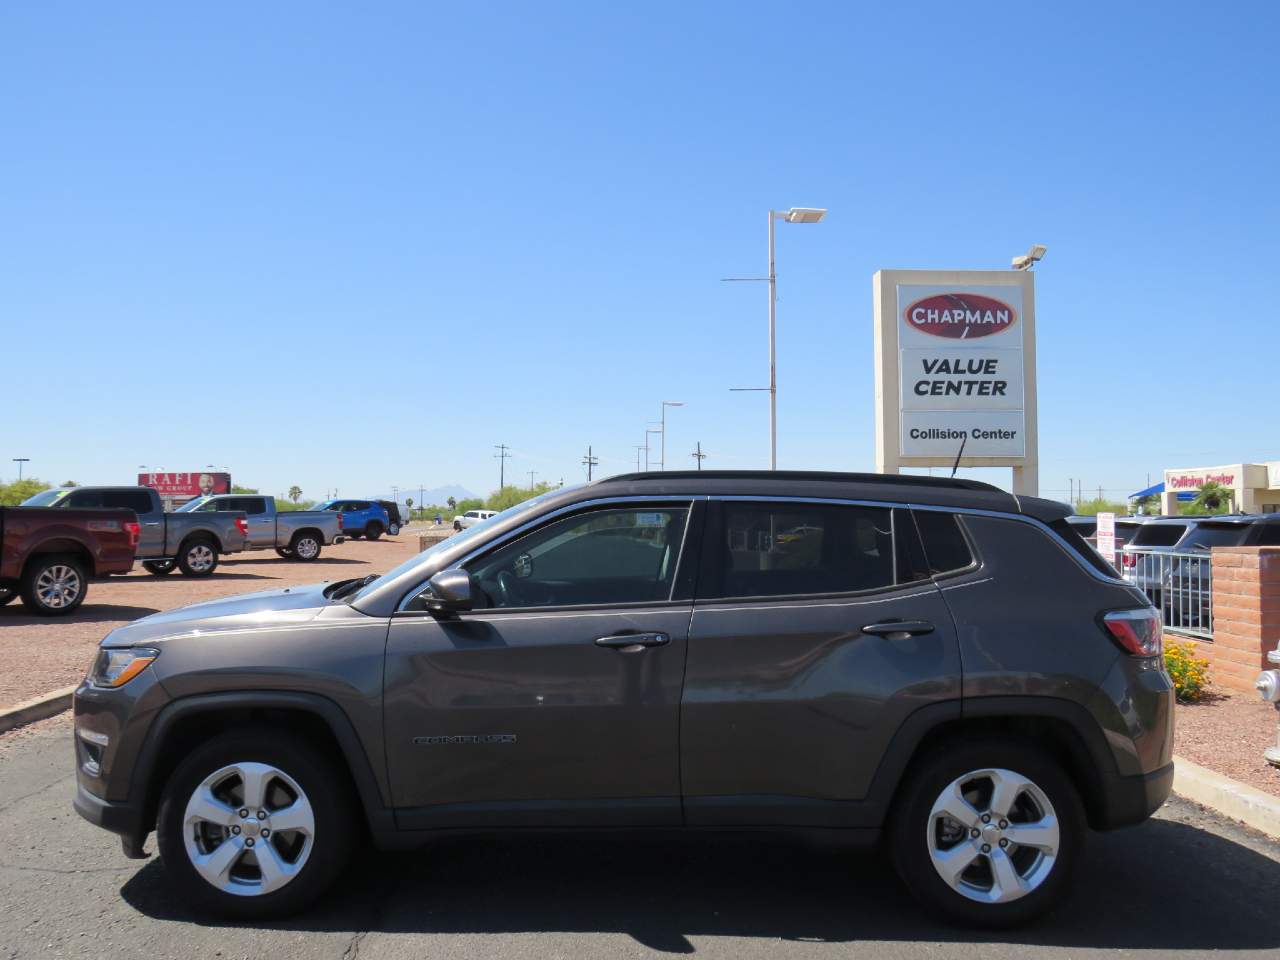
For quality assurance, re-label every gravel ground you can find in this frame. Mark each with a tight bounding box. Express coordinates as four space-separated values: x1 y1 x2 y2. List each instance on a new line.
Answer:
1176 691 1280 797
0 528 425 710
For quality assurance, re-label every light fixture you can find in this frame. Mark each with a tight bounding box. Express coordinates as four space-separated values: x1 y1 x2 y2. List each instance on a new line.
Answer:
1012 244 1047 270
782 207 827 224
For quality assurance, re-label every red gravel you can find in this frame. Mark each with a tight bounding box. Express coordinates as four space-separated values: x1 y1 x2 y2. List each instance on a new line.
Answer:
0 530 424 711
1176 692 1280 797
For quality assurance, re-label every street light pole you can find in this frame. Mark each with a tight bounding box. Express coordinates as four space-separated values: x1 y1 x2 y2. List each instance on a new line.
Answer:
659 401 683 470
13 458 30 481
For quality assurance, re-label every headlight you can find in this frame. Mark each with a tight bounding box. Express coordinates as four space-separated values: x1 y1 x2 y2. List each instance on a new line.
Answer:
90 648 159 688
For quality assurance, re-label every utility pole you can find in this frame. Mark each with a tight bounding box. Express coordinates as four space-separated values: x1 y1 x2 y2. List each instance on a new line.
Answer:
391 485 398 506
494 444 511 490
528 470 537 488
582 445 599 481
645 428 662 470
13 458 29 481
633 446 645 471
692 442 706 470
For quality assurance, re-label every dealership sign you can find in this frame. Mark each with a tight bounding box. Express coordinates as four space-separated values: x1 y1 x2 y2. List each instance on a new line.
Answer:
897 284 1026 459
137 471 231 499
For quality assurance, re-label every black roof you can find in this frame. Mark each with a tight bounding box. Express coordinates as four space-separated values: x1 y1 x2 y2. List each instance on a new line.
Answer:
583 470 1070 522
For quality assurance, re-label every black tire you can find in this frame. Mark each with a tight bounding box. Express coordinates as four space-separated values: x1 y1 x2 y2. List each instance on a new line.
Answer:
453 520 462 532
156 728 354 919
275 548 294 559
0 585 17 606
176 537 219 577
364 523 383 541
289 532 322 562
19 554 88 617
387 522 400 536
889 738 1083 928
142 560 176 576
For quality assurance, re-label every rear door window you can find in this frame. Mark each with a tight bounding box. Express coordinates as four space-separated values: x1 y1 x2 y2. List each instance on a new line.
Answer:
102 491 154 514
64 490 105 508
1259 525 1280 547
1130 523 1186 547
701 502 895 599
912 510 976 576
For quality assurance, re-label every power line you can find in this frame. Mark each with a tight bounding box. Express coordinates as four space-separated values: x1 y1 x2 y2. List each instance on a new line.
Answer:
494 444 511 489
582 445 599 481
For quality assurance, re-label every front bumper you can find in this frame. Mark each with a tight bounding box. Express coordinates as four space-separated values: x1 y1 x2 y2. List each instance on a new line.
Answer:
73 780 150 858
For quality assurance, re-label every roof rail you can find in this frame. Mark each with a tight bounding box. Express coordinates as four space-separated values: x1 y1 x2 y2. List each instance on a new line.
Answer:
597 470 1004 493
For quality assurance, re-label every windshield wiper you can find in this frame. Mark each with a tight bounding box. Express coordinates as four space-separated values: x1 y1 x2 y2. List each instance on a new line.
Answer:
328 574 379 601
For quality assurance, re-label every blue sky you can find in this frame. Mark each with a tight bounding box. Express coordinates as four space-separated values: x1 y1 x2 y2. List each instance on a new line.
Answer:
3 2 1277 504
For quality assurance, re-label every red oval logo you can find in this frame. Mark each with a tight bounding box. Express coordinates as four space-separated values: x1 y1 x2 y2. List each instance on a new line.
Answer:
903 293 1017 339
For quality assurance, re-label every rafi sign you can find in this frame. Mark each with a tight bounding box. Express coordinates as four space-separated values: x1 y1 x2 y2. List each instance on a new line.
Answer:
897 283 1026 459
873 269 1038 495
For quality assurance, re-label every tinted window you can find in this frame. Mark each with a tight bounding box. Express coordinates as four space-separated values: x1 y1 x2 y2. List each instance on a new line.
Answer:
1259 524 1280 547
1048 518 1117 577
703 502 894 599
102 491 153 514
469 506 689 609
913 510 975 575
1131 523 1186 547
240 497 268 515
1181 523 1252 549
65 490 104 508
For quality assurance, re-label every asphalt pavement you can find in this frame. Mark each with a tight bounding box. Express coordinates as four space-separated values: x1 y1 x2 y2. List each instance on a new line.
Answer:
4 713 1280 960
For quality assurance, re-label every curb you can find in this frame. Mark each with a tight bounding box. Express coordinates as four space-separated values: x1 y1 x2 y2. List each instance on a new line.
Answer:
1172 754 1280 840
0 686 77 735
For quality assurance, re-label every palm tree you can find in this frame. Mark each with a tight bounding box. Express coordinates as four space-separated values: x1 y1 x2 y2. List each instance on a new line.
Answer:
288 485 302 503
1133 493 1159 515
447 496 457 511
1189 481 1233 514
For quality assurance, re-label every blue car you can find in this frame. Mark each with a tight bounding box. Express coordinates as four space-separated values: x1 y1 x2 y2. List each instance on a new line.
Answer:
316 499 390 540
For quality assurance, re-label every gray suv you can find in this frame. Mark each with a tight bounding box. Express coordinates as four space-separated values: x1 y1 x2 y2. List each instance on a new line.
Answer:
72 471 1173 927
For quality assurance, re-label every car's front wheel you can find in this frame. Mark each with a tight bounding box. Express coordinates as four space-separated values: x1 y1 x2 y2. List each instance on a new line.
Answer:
156 729 353 918
290 533 322 562
177 539 219 577
142 560 175 576
889 740 1082 927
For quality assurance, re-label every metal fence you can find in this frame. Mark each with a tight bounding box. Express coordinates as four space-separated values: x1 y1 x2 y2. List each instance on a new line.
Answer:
1120 548 1214 640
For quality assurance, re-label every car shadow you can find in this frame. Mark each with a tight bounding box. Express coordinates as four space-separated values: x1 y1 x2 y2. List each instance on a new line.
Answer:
118 816 1280 951
216 558 365 567
0 604 161 625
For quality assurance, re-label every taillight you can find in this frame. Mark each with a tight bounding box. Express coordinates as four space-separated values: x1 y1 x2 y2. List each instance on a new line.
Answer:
1102 608 1162 657
1122 553 1137 568
124 521 140 548
337 512 344 531
235 517 248 536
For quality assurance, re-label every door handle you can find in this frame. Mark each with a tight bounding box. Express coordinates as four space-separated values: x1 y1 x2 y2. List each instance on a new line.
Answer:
861 620 935 639
594 632 670 651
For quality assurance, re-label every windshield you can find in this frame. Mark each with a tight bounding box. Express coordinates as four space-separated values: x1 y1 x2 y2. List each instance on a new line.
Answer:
1182 523 1252 550
175 497 213 513
350 490 564 603
20 489 69 507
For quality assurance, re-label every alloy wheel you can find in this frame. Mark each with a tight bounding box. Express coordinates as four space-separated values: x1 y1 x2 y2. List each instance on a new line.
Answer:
182 761 315 896
294 537 319 560
927 767 1060 904
187 544 216 573
35 565 81 609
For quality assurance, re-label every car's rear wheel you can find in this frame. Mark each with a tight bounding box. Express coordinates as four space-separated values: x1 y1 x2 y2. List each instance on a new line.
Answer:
142 560 175 576
275 547 293 559
889 740 1082 927
290 533 322 562
19 554 87 616
0 586 16 606
387 522 400 536
177 538 219 577
364 523 383 541
156 729 353 918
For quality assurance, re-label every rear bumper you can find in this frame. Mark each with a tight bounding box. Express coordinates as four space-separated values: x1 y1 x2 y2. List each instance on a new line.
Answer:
333 535 346 545
1095 761 1174 830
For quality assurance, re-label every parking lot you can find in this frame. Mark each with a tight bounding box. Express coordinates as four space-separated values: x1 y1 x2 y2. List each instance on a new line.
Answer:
0 530 424 709
1 708 1278 959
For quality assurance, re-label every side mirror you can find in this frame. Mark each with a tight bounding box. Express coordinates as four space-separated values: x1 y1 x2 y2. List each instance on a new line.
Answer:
424 569 473 616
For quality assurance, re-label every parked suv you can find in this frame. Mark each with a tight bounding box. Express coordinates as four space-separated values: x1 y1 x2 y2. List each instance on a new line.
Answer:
72 471 1172 926
316 499 389 540
375 500 405 536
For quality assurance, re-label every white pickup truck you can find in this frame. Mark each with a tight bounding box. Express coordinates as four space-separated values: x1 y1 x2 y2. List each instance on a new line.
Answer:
179 494 344 561
452 509 497 531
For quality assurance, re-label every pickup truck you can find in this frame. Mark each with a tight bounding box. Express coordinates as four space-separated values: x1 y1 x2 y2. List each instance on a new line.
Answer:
177 494 344 561
0 505 139 615
452 508 497 531
22 486 247 577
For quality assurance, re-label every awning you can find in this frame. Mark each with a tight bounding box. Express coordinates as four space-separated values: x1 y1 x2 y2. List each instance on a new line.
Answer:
1129 482 1164 499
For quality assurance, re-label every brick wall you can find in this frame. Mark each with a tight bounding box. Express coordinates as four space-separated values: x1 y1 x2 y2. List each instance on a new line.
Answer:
1176 548 1280 693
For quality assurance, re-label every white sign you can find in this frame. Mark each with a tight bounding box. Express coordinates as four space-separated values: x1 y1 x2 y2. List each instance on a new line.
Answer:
1096 512 1116 566
897 284 1026 459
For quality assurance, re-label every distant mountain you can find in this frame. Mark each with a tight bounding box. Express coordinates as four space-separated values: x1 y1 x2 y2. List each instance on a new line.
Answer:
371 485 479 506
